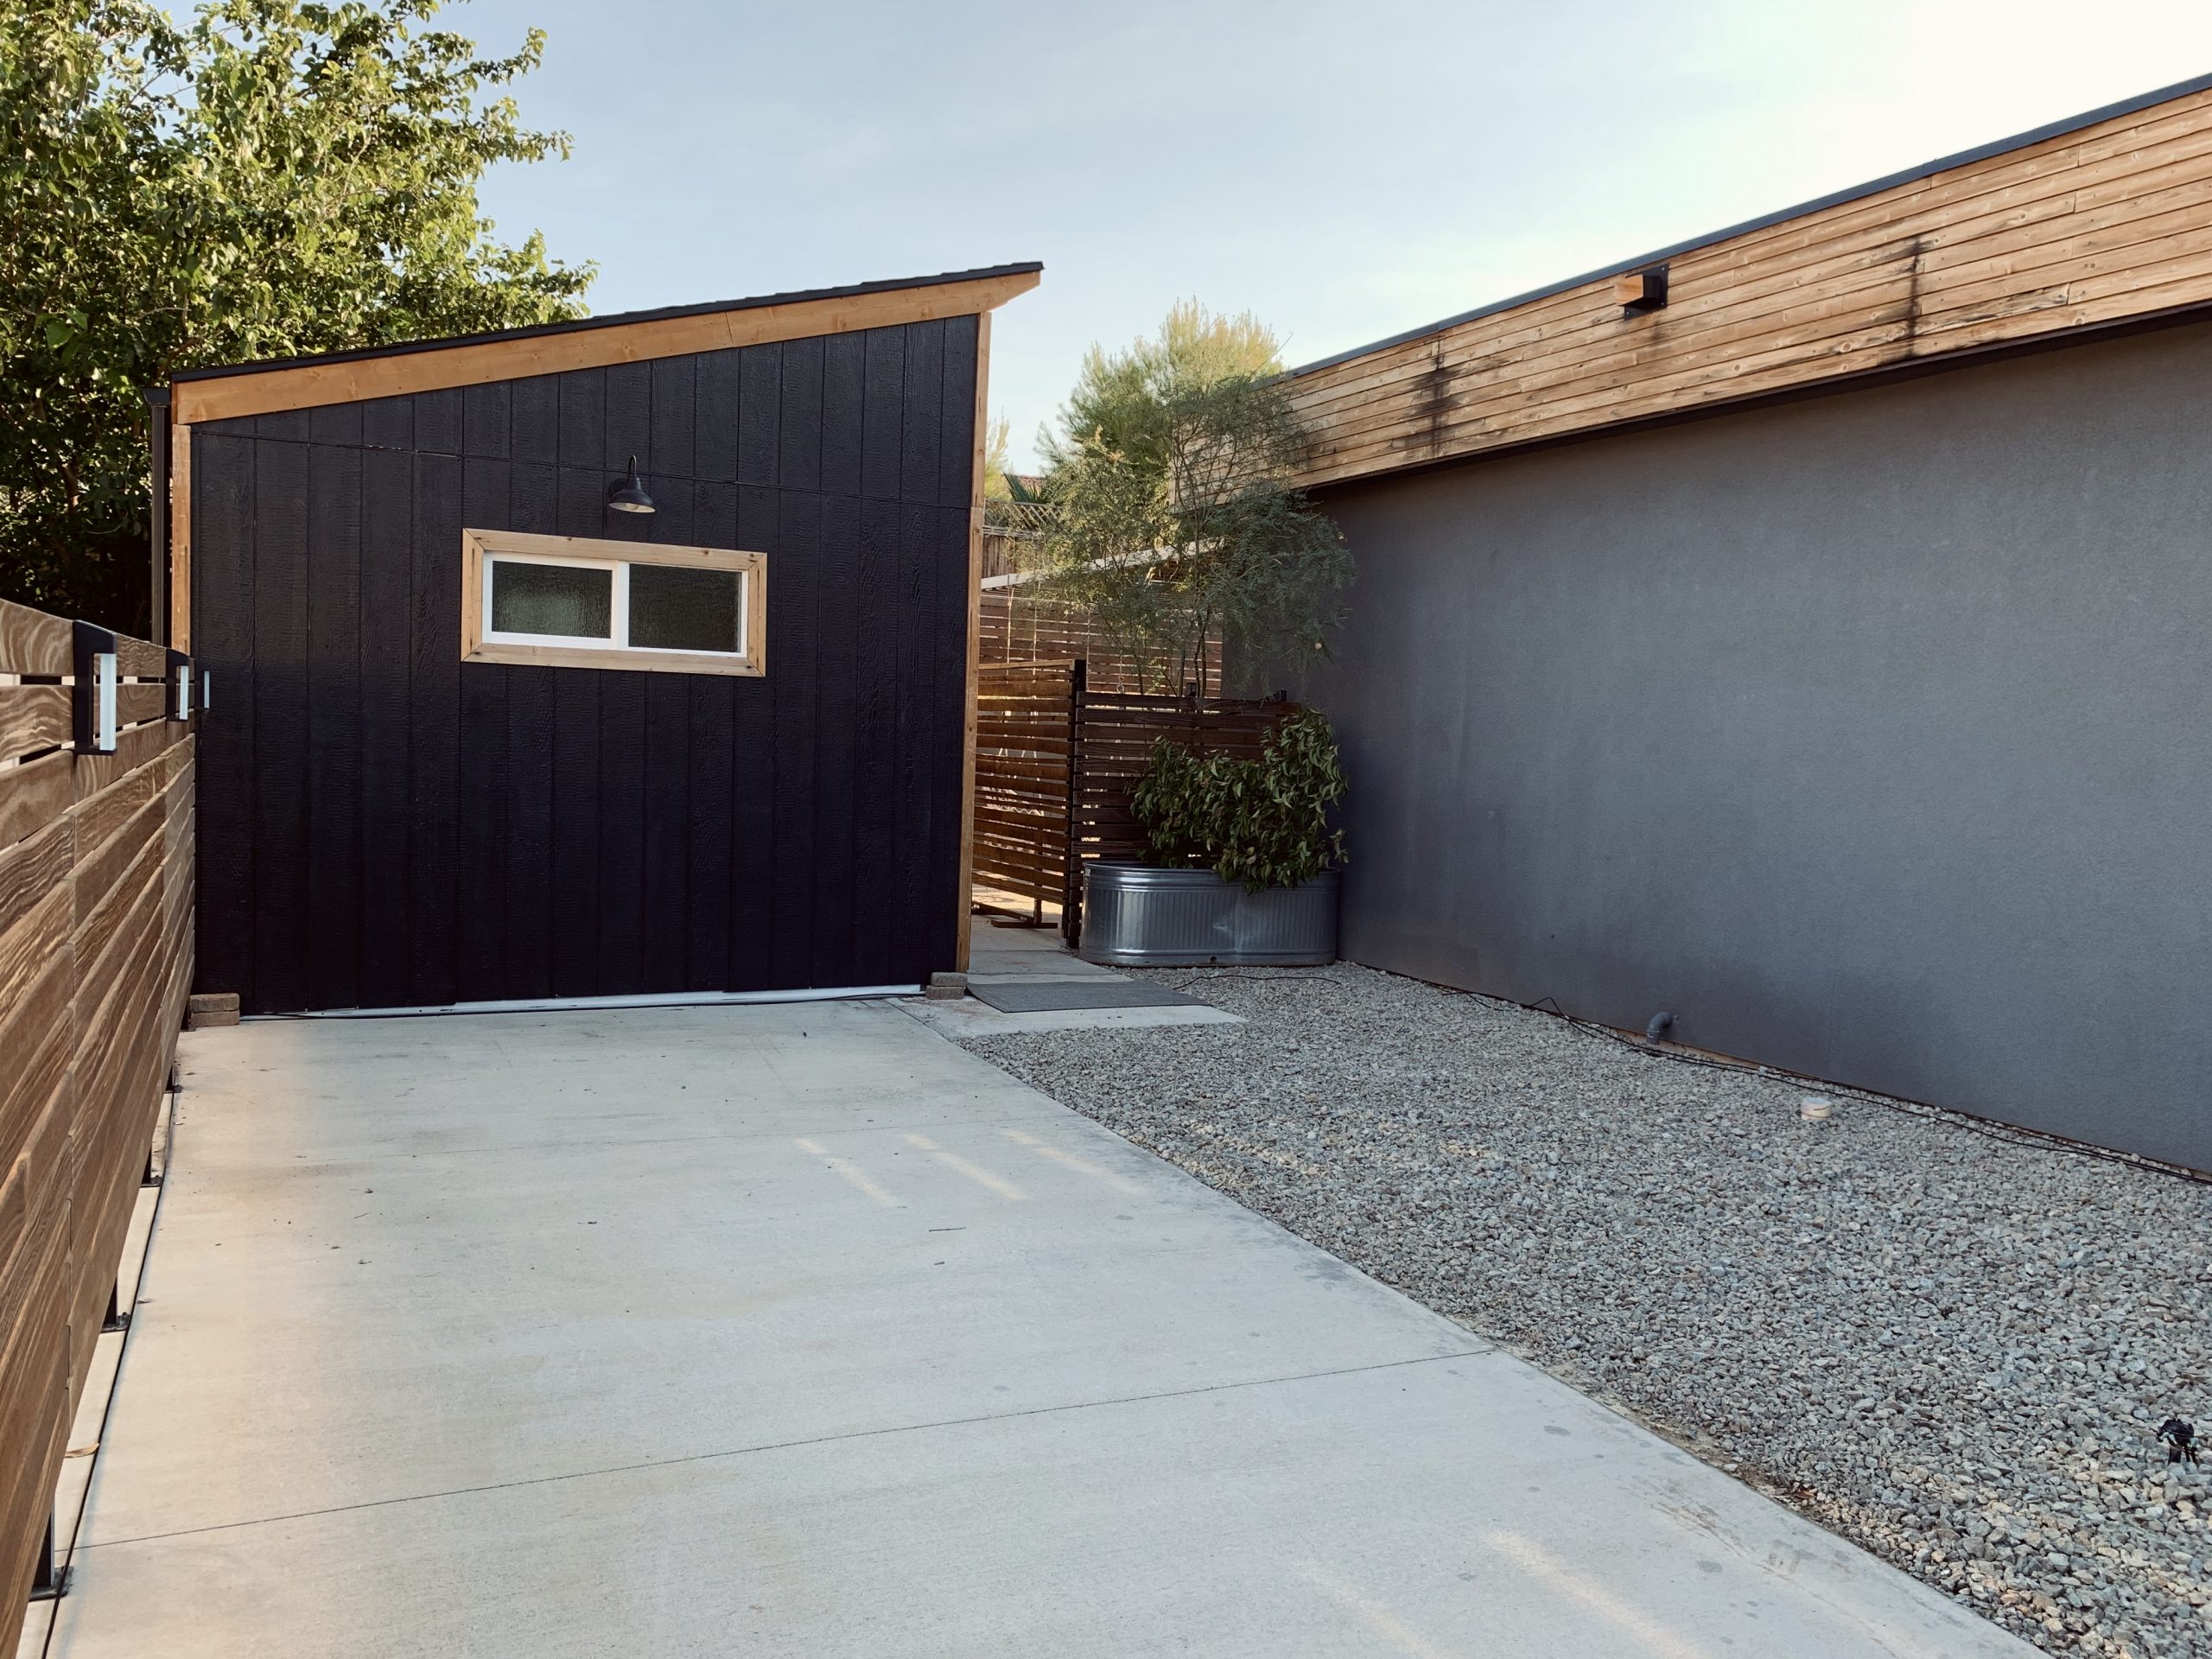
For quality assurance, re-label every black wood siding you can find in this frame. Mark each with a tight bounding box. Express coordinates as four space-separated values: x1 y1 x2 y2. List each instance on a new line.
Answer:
192 316 979 1014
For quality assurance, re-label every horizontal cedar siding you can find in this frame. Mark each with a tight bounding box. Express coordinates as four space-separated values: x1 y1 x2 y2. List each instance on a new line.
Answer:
1287 84 2212 486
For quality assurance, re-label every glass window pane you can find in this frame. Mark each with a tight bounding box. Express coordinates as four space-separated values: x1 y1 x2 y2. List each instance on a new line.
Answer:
629 564 742 653
491 560 612 639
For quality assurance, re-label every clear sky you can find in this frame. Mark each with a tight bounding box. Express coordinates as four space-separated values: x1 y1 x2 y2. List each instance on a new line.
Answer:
461 0 2212 472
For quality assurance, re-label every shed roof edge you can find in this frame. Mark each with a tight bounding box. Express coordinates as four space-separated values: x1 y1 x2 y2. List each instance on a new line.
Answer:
172 262 1046 385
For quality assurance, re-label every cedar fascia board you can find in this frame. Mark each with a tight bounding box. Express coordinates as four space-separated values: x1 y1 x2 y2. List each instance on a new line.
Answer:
170 264 1042 425
1283 69 2212 381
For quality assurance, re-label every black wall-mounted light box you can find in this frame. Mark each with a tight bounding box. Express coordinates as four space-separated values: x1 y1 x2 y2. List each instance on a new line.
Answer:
1613 265 1669 313
72 620 118 754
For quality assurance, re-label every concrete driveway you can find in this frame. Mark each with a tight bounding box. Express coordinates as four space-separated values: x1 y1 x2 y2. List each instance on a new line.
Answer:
47 997 2034 1658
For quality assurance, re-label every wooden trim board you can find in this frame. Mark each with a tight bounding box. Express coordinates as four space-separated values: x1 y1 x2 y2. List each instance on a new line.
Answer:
168 422 191 652
172 269 1041 426
955 312 993 975
460 529 766 677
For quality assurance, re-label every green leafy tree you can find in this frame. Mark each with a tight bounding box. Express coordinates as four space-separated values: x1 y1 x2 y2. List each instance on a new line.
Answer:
982 413 1012 499
1035 301 1350 693
0 0 593 631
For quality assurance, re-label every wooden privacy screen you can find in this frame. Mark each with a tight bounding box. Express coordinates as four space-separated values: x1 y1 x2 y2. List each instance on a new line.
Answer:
972 665 1292 931
1285 79 2212 486
976 594 1221 696
972 661 1079 918
969 657 1291 939
1066 685 1294 943
0 601 194 1651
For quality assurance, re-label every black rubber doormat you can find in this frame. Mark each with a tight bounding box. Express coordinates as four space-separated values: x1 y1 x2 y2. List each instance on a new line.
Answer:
970 979 1206 1013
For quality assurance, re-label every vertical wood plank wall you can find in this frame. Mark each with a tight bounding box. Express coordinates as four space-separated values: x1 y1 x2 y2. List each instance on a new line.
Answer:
0 601 194 1656
191 315 979 1014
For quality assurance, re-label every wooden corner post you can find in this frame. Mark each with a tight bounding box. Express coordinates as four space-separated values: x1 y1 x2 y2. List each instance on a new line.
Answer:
1062 657 1086 948
168 413 193 652
955 309 992 974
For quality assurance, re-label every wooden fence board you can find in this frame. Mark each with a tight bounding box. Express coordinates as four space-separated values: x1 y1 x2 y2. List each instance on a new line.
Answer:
0 883 70 1014
972 660 1077 917
70 767 156 881
115 683 166 727
0 603 69 678
0 819 71 943
977 593 1222 696
0 992 70 1175
113 639 168 680
73 795 162 929
0 600 191 1656
0 688 68 761
0 753 73 855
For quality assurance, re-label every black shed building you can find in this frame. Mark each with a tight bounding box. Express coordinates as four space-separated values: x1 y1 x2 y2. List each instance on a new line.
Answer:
164 264 1039 1015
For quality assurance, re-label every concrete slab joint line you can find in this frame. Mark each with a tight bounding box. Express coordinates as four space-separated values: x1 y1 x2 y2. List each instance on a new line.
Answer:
49 997 2038 1657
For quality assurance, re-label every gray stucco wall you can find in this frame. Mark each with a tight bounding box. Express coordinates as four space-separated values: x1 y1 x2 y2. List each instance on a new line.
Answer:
1306 319 2212 1170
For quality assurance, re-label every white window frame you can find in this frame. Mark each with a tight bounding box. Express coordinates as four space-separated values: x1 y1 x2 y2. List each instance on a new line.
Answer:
460 529 766 677
480 550 625 651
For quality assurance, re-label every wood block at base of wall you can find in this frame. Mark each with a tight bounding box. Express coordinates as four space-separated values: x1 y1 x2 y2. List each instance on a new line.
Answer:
185 992 238 1029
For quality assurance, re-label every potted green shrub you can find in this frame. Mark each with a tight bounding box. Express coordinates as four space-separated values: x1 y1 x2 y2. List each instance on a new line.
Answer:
1079 707 1346 966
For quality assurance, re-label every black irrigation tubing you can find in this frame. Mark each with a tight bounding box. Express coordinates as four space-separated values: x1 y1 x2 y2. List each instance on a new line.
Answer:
1161 963 2212 1191
1167 970 1325 983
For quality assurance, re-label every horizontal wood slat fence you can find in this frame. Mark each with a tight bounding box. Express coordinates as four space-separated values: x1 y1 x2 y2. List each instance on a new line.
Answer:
972 658 1293 942
0 600 194 1652
1066 685 1294 944
976 593 1222 696
972 661 1079 921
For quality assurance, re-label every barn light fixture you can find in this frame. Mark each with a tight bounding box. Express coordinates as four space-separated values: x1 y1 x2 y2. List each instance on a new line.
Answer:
607 456 656 515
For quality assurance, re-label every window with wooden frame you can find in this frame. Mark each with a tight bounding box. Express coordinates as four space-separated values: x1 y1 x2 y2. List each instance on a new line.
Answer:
461 530 766 677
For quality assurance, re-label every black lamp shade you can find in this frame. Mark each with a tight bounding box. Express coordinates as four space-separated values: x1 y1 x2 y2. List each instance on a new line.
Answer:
607 455 656 515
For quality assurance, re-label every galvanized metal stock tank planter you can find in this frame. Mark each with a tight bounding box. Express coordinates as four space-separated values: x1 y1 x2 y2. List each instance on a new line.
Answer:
1078 864 1340 966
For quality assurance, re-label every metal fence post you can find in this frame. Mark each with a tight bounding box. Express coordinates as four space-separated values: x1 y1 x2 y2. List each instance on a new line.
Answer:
1062 658 1087 949
29 1514 62 1600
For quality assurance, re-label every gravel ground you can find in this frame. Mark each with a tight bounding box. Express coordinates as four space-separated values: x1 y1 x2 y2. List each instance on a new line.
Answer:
959 962 2212 1658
